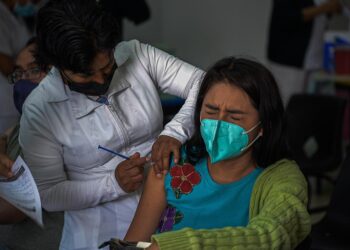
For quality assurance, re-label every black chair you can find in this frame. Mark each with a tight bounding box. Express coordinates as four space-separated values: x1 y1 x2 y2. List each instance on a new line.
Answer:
295 235 311 250
285 94 346 212
310 147 350 250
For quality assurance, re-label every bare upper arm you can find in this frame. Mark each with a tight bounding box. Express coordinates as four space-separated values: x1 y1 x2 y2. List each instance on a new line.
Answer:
124 167 167 242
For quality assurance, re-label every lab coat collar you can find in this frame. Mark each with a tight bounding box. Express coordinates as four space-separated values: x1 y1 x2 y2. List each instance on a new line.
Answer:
45 66 131 119
44 47 131 118
70 68 131 119
46 67 69 103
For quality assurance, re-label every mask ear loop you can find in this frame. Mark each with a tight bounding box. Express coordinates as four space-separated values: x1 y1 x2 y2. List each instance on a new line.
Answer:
240 133 261 152
240 121 262 152
243 121 261 134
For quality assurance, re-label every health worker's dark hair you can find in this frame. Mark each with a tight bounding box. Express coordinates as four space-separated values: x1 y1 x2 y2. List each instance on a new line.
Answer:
36 0 120 74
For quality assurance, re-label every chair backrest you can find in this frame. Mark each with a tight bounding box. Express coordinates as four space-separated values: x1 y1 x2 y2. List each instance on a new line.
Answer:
295 235 311 250
325 147 350 234
286 94 346 170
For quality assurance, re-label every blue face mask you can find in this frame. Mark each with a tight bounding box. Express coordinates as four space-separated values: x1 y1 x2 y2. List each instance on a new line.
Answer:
13 79 38 114
14 2 37 17
200 119 261 164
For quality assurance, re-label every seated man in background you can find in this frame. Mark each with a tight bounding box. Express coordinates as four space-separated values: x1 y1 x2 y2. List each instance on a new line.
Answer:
0 38 63 250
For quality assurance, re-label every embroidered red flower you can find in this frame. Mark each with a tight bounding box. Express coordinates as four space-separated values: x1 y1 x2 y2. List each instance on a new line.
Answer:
170 163 201 198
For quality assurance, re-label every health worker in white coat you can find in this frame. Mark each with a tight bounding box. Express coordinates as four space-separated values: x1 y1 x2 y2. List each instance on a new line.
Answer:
19 0 204 249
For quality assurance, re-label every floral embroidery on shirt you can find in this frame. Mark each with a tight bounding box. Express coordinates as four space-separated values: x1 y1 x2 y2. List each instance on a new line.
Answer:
157 205 183 233
170 162 201 199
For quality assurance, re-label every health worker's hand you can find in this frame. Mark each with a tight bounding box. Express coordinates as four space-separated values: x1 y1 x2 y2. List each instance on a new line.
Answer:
151 135 181 178
115 153 147 193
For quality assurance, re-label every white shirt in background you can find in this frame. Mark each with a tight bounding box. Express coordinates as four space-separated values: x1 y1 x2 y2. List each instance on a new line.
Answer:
304 0 328 70
0 2 30 133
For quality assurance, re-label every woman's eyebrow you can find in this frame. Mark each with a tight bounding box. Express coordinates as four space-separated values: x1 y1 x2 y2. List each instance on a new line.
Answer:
226 108 246 115
13 65 23 71
205 104 219 110
28 62 38 67
205 103 246 114
99 58 114 71
92 56 115 74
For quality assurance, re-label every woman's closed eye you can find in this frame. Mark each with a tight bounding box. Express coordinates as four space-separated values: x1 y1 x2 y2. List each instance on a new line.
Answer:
230 116 241 121
206 110 217 115
204 104 219 114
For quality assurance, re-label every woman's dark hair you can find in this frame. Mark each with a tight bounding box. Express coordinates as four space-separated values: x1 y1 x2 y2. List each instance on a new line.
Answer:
186 57 289 168
36 0 120 74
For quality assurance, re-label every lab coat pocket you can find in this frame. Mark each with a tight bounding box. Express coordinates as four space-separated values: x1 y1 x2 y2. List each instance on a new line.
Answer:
63 116 102 170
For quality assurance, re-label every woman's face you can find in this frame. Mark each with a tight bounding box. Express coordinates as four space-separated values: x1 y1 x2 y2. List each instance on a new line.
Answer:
200 82 261 141
13 43 47 84
61 51 116 85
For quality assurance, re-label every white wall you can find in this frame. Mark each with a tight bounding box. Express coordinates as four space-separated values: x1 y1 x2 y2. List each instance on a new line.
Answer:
123 0 163 45
124 0 272 69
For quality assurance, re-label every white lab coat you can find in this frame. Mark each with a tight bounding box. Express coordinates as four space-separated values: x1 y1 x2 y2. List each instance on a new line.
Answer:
19 40 204 250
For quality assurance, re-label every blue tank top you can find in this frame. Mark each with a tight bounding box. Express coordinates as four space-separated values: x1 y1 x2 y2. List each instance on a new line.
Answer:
157 157 263 233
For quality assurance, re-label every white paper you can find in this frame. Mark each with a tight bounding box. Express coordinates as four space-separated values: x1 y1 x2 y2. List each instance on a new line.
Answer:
136 242 152 248
0 156 43 227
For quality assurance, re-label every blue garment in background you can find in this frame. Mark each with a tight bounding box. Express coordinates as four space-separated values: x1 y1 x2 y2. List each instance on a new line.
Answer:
13 79 38 114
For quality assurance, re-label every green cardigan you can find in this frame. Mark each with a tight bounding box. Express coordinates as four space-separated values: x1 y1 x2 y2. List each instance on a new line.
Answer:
152 159 311 249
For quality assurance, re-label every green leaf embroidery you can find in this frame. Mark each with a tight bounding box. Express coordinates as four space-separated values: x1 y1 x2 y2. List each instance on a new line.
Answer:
174 211 184 224
174 189 181 199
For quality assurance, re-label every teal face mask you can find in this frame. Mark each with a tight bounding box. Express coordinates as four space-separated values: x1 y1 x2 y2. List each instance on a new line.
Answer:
200 119 261 164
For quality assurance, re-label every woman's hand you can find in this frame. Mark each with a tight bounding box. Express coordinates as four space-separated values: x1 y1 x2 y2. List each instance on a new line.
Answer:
151 135 181 177
0 153 13 178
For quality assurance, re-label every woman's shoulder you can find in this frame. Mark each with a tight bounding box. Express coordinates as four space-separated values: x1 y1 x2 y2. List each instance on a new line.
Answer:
263 159 301 176
255 159 307 193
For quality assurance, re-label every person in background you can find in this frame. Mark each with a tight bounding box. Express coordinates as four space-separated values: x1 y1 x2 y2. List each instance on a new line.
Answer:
267 0 341 105
13 0 43 34
19 0 204 249
0 38 63 250
125 57 310 249
0 0 30 134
